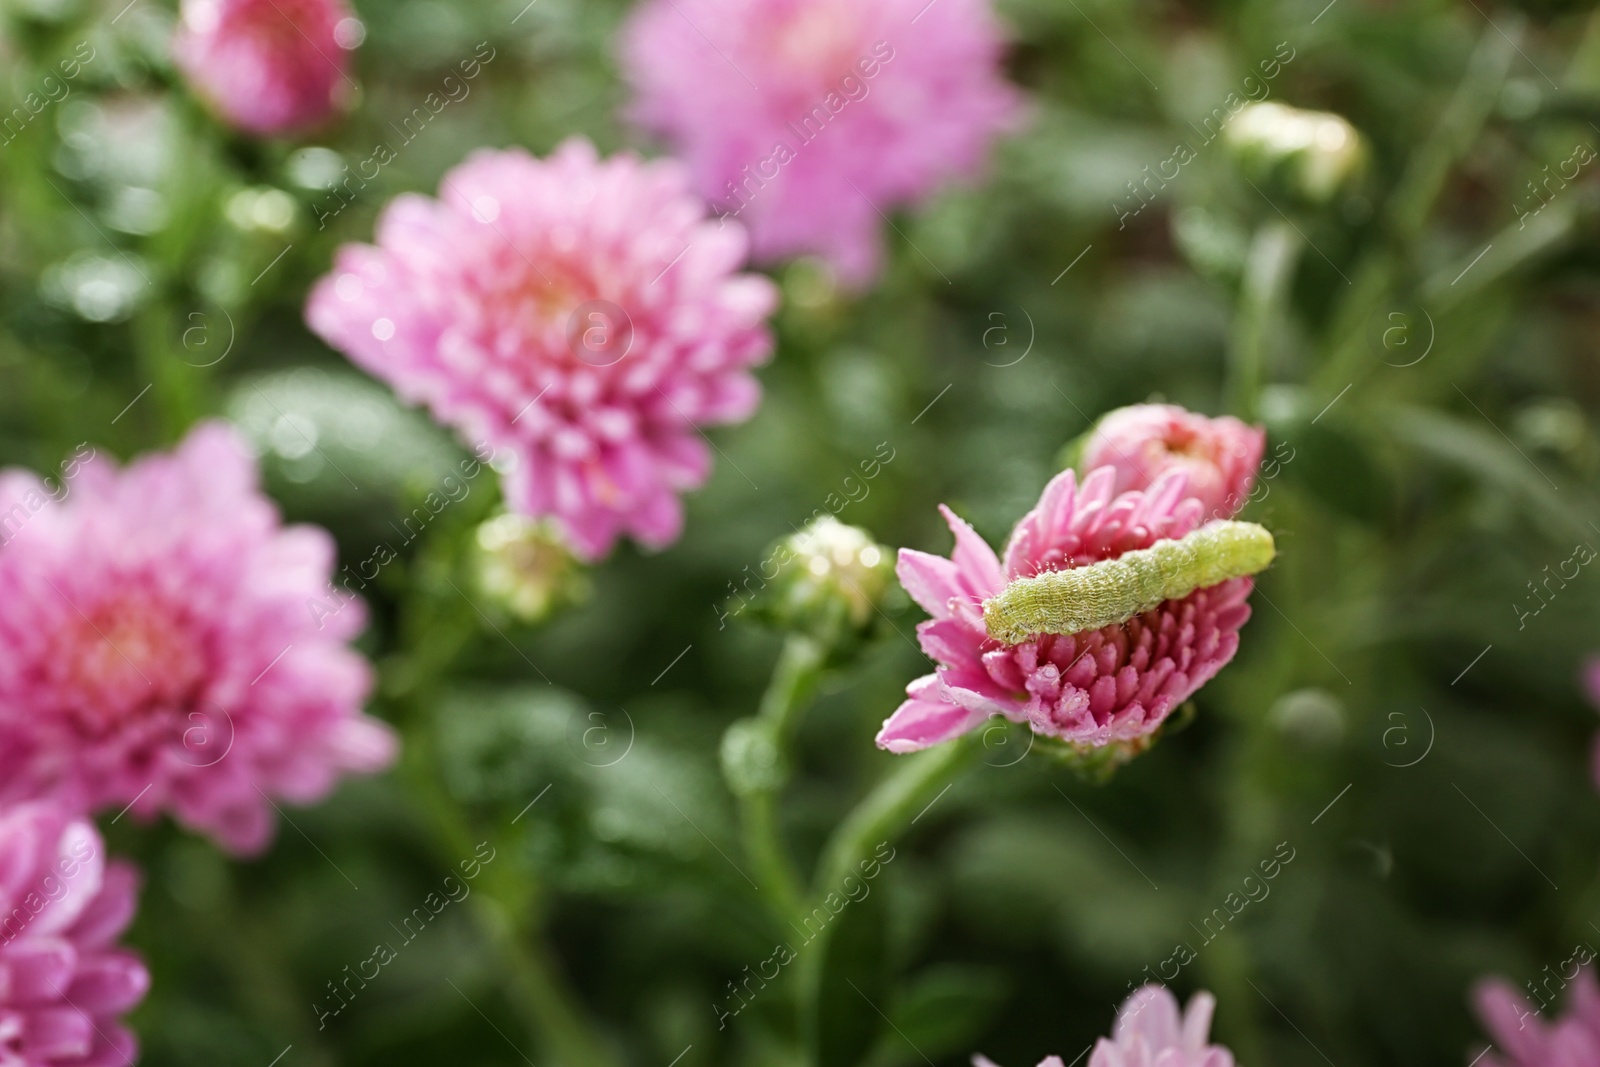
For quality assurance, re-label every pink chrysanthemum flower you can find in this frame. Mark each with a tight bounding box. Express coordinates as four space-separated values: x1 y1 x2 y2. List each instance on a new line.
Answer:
306 139 778 560
620 0 1022 284
876 467 1255 752
975 985 1235 1067
1081 405 1266 521
1581 659 1600 793
0 802 149 1067
0 423 396 854
172 0 362 135
1474 968 1600 1066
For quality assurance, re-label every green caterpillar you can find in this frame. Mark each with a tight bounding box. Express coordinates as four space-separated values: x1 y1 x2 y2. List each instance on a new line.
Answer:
982 520 1276 645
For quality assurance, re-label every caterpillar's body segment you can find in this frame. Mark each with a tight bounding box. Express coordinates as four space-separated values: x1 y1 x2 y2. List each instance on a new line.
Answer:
982 520 1275 645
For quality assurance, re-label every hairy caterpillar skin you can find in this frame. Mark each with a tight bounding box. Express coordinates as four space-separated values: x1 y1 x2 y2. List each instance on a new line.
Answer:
982 521 1276 645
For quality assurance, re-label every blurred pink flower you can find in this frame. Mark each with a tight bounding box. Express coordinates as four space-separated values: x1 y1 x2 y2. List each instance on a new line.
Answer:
1582 658 1600 792
876 467 1254 752
1474 968 1600 1066
620 0 1021 284
0 802 149 1067
975 985 1235 1067
306 139 778 560
0 423 395 854
172 0 361 135
1081 405 1266 520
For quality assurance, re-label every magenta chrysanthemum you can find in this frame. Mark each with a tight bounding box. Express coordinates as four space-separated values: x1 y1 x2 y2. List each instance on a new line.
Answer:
1081 405 1266 522
875 467 1255 752
975 985 1235 1067
306 139 778 560
620 0 1022 284
172 0 361 135
0 802 149 1067
1475 969 1600 1066
0 423 396 854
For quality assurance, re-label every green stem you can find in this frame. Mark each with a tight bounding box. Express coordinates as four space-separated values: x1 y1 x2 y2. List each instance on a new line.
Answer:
794 736 979 1064
1565 4 1600 90
1313 16 1524 392
495 908 621 1067
134 299 205 441
741 790 805 923
398 749 619 1067
759 637 827 752
811 735 977 900
388 560 617 1067
1228 220 1301 421
737 636 827 926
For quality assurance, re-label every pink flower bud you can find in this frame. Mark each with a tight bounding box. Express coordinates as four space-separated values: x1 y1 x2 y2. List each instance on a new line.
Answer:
1080 404 1267 521
876 464 1255 754
173 0 362 136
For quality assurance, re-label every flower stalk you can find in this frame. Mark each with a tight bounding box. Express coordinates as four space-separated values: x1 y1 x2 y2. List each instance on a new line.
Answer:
812 734 978 904
726 634 828 927
1228 220 1301 421
388 552 618 1067
397 744 621 1067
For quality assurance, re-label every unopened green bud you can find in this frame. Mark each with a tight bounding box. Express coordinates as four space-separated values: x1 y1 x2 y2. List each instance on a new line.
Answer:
1225 102 1367 204
472 513 588 624
749 517 894 647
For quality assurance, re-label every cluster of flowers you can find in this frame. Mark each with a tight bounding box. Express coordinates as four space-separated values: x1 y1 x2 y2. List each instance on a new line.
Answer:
49 1 1588 1062
169 0 1019 560
0 1 1017 1058
0 425 398 1062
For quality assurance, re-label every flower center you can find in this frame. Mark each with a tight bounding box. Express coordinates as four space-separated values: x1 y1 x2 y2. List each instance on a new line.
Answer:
771 2 865 87
531 264 593 323
1158 428 1209 462
54 594 204 732
488 255 614 366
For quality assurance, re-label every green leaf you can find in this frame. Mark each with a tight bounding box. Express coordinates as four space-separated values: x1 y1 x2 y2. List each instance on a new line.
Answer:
434 685 589 807
1390 406 1597 540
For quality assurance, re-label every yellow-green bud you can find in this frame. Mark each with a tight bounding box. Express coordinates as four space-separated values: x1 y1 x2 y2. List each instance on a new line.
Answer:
472 513 588 624
1225 102 1367 204
749 517 895 648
